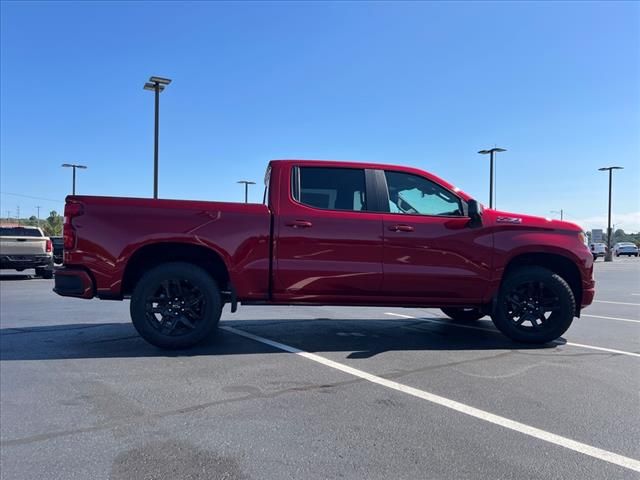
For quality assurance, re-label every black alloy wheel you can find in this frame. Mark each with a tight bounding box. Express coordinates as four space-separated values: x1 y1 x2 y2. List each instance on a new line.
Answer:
492 266 575 344
131 262 222 349
145 279 206 337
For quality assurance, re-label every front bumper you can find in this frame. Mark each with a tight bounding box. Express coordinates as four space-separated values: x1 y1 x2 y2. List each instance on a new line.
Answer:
1 255 53 270
53 268 95 299
581 279 596 308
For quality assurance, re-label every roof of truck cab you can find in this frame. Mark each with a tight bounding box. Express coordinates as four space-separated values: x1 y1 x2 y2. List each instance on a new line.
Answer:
268 159 472 200
270 159 423 171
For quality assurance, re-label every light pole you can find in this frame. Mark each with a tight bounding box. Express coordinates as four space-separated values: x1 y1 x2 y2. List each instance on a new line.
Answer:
237 181 256 203
61 164 88 195
478 147 506 209
143 76 172 199
551 209 564 220
598 166 624 262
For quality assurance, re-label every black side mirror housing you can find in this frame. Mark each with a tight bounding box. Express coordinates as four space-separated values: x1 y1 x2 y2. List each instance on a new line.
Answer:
467 199 483 228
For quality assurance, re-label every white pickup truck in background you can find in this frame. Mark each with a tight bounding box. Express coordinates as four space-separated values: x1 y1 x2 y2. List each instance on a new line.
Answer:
0 226 54 278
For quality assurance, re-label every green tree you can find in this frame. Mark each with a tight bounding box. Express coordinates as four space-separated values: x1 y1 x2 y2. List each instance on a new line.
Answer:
613 229 625 243
43 210 63 236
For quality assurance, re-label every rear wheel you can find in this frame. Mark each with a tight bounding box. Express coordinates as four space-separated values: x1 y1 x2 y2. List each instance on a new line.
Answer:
35 267 53 279
491 266 575 344
130 262 222 349
440 307 484 322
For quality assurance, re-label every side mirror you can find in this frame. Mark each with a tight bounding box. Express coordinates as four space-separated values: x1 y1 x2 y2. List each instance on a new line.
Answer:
467 199 483 228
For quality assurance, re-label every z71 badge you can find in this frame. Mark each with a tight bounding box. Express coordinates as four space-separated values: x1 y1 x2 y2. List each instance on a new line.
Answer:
496 216 523 224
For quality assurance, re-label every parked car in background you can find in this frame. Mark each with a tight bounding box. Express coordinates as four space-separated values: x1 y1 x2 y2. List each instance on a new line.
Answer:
614 242 639 257
590 243 607 260
50 236 64 264
0 226 53 278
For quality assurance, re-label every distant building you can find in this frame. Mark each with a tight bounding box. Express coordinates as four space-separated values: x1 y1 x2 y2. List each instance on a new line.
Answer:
591 229 604 243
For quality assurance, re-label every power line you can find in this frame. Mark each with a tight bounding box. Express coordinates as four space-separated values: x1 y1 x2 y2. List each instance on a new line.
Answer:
0 191 63 203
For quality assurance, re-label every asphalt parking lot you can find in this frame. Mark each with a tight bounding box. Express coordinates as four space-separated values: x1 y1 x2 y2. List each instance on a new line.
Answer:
1 259 639 480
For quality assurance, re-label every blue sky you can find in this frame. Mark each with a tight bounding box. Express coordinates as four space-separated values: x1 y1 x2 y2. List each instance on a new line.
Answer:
1 1 638 230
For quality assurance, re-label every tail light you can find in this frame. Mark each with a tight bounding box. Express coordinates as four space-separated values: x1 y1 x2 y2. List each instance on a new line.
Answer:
63 202 84 250
45 239 52 253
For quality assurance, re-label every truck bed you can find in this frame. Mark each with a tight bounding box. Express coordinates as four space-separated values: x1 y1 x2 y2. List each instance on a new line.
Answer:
64 195 272 300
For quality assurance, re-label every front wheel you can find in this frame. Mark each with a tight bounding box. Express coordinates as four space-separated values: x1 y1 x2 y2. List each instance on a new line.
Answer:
441 307 485 322
491 266 575 344
130 262 222 349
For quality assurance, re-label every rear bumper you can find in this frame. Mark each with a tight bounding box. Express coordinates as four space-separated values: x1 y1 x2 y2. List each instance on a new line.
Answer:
53 268 95 299
1 255 53 270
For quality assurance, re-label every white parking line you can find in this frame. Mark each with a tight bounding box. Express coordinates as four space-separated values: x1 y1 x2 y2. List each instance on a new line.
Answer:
583 314 640 324
221 325 640 473
594 300 640 306
384 312 640 358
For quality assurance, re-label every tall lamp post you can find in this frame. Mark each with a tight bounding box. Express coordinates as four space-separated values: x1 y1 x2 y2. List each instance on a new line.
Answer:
551 209 564 220
143 76 172 199
237 180 256 203
478 147 506 209
598 166 624 262
61 163 88 195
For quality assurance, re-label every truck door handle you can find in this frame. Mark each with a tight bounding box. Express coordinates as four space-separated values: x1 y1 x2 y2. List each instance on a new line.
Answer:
388 224 414 232
286 220 313 228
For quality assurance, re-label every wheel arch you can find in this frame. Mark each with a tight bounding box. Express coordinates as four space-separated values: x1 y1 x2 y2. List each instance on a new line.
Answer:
121 242 231 297
502 252 583 314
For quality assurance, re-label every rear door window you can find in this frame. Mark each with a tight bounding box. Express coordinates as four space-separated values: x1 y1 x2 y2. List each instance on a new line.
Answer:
293 167 367 211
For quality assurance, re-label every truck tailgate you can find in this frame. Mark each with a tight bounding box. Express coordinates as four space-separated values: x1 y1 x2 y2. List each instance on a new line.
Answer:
0 237 48 255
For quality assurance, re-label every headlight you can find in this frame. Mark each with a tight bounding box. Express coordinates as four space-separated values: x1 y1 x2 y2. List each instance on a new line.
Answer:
578 232 588 246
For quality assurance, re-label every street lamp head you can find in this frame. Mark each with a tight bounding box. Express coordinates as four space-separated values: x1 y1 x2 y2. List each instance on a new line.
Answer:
61 163 87 169
598 166 624 171
237 180 256 185
149 76 172 85
144 82 165 92
478 147 507 154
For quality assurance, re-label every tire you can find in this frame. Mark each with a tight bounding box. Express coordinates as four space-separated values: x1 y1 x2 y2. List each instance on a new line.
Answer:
35 267 53 279
441 307 485 322
36 263 54 279
130 262 222 349
491 266 575 344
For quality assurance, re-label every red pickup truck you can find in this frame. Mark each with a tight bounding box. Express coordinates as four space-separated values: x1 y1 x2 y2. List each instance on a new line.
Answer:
54 159 594 349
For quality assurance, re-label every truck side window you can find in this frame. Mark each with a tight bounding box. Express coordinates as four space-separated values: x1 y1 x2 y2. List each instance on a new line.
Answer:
294 167 367 211
385 171 462 216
